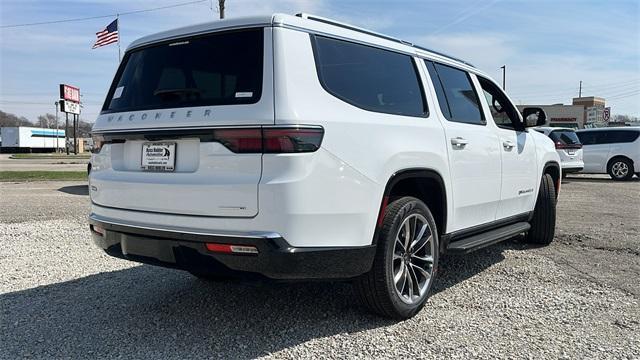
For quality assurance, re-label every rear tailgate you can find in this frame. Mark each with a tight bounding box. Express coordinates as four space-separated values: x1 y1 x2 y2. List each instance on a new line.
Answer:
90 27 273 218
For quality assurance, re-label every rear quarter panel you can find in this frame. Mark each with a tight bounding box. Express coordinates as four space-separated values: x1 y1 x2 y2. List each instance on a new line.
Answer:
272 27 452 243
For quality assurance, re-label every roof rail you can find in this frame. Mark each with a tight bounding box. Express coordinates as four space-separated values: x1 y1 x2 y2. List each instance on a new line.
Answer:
412 45 474 67
295 13 412 46
295 13 474 68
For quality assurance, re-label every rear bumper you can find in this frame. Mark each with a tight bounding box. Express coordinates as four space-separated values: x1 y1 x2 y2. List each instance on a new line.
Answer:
89 214 375 280
562 166 583 174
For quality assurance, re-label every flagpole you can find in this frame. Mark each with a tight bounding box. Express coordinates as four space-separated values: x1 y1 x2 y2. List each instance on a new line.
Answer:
117 14 121 62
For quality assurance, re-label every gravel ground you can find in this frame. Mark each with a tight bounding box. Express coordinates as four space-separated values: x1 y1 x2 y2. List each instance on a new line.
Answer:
1 175 639 359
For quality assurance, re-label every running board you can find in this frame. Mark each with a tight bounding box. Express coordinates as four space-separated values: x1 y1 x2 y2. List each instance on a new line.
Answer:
446 222 531 254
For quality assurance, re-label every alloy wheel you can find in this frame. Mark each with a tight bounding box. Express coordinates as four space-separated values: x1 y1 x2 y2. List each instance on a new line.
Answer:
392 213 435 304
612 161 629 178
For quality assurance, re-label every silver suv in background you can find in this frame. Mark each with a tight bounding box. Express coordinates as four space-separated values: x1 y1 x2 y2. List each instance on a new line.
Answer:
535 127 584 177
576 127 640 181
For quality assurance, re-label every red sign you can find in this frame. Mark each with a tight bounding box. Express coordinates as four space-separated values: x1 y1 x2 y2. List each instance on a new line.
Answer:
60 84 80 103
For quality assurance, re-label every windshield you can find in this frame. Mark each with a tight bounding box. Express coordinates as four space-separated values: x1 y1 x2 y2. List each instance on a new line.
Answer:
102 28 263 113
550 130 580 145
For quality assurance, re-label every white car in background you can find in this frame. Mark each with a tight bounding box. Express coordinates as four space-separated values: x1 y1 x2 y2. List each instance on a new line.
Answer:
576 127 640 181
534 127 584 177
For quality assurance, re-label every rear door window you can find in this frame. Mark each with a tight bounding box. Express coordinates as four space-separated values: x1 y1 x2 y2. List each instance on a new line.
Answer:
425 61 484 125
312 35 427 117
610 130 640 143
102 28 263 113
577 131 597 145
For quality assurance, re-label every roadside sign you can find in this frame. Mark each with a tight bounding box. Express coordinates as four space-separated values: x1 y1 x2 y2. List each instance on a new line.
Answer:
603 107 611 122
60 100 81 115
60 84 80 103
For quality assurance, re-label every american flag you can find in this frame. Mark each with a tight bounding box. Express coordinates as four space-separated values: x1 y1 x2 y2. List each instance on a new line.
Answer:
92 19 118 49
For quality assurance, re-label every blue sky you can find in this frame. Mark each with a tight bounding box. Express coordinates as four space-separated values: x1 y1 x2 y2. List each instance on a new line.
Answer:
1 0 638 122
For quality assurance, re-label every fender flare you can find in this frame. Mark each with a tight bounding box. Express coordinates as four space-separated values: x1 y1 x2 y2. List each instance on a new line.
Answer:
542 160 561 197
373 168 448 245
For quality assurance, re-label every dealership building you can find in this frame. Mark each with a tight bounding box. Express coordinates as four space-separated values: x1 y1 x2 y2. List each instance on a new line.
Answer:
517 96 608 129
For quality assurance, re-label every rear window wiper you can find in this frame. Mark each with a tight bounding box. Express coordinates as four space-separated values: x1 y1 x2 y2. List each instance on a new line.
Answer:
153 88 202 97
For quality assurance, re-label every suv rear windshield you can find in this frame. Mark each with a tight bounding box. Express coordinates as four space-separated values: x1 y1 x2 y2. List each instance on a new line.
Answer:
102 28 263 113
550 130 580 145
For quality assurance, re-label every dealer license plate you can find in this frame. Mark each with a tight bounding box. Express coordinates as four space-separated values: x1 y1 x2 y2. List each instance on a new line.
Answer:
141 142 176 172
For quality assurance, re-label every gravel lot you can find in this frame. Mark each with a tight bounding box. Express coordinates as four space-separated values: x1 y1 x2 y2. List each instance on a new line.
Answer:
1 175 639 359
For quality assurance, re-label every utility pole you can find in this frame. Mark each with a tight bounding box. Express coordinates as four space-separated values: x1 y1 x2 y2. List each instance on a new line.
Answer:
500 65 506 90
65 113 69 155
218 0 225 19
579 80 582 97
73 114 78 155
54 101 59 152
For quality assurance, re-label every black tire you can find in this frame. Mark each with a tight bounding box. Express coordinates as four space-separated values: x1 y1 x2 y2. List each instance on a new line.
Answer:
607 157 634 181
354 196 439 319
525 173 556 245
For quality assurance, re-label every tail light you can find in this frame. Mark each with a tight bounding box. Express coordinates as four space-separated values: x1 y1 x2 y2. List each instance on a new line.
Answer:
555 142 582 150
206 243 259 255
91 134 105 154
213 127 324 154
91 126 324 154
212 129 262 153
263 128 324 153
90 224 105 237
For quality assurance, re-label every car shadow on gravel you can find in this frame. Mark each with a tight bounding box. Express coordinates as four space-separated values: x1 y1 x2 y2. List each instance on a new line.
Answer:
563 176 639 184
57 185 89 196
0 239 525 358
0 266 393 358
433 236 528 295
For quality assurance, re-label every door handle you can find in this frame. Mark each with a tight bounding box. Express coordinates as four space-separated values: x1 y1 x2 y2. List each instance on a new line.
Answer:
451 137 469 148
503 140 515 150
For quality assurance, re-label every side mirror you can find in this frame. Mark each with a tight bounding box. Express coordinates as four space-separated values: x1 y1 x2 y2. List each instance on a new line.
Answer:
522 107 547 127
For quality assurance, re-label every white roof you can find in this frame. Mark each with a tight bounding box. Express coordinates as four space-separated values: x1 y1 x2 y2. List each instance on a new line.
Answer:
536 126 576 132
577 126 639 132
126 13 480 76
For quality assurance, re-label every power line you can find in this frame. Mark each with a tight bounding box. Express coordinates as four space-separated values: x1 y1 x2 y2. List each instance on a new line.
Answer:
606 90 640 100
579 79 639 90
509 79 640 98
0 0 208 29
510 78 639 92
0 100 103 105
599 87 640 98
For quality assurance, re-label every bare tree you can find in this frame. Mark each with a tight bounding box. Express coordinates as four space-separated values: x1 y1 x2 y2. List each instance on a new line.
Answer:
0 110 33 127
36 114 57 128
613 114 631 123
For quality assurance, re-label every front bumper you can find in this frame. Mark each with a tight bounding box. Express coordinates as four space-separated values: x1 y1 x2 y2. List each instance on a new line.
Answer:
88 214 375 280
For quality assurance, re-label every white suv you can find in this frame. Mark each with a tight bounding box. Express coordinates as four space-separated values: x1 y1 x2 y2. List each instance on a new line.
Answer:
576 127 640 181
89 14 560 319
535 127 584 176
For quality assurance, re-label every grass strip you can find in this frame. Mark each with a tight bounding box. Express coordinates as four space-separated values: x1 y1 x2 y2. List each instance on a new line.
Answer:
10 154 90 160
0 171 87 182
